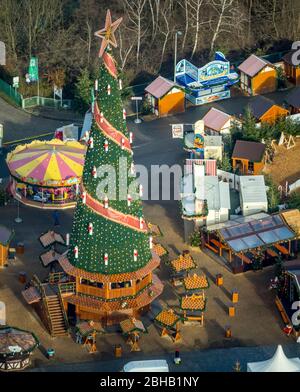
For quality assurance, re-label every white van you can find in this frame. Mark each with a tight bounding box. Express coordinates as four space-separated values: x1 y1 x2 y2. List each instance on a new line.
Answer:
122 359 169 372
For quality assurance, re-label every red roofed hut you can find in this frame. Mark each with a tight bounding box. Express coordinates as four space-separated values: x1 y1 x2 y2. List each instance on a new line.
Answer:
238 54 277 96
145 76 185 117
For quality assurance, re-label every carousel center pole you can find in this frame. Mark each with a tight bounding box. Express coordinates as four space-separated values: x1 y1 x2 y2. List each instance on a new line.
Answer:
15 200 22 223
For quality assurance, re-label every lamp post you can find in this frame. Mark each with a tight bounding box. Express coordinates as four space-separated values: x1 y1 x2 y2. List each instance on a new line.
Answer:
174 31 182 82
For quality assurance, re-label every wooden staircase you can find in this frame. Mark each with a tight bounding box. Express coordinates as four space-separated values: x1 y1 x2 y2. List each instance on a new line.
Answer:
46 294 68 337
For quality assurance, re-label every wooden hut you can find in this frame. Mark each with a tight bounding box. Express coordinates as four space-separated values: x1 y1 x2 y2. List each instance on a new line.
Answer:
0 226 14 268
201 107 234 135
247 96 288 124
285 87 300 114
145 76 185 117
232 140 266 175
282 51 300 86
238 54 277 95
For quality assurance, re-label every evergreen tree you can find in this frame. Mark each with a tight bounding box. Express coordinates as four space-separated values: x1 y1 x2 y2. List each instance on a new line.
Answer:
218 152 232 172
68 13 153 276
74 68 92 113
243 108 260 141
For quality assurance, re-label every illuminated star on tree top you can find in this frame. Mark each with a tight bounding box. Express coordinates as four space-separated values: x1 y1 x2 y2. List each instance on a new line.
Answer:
94 9 123 58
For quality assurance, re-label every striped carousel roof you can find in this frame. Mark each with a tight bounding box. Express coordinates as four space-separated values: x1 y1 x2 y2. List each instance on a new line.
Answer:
6 139 86 187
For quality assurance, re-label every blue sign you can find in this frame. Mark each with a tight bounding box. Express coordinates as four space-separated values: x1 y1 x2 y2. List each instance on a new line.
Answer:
175 52 239 106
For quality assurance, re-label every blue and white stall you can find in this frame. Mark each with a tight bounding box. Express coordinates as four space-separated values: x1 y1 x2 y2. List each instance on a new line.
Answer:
175 52 239 105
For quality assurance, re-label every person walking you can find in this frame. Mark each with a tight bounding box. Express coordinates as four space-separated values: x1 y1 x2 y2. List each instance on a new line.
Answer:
174 349 181 365
52 210 60 226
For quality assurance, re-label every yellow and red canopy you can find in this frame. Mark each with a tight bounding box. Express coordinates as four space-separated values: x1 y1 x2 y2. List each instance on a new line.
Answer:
6 139 86 187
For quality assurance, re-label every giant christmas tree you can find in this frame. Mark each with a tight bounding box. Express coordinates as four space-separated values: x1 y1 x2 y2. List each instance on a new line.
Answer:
59 10 163 324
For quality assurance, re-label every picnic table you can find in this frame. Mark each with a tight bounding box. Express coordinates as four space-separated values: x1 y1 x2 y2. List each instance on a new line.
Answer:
180 293 206 326
183 273 209 291
170 252 196 273
75 321 104 353
39 231 65 248
154 309 181 342
120 318 147 352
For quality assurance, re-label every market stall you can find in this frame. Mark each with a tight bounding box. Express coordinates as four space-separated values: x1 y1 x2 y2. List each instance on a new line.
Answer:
204 213 297 273
120 318 146 352
6 139 86 209
175 52 239 105
0 326 39 371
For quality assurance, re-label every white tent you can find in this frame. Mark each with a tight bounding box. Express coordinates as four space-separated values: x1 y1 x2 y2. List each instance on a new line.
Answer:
247 345 300 372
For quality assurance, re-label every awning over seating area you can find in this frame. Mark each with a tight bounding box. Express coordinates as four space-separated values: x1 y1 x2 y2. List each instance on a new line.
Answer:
218 214 296 253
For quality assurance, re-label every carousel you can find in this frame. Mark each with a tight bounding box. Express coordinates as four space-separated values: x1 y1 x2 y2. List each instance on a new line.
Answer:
6 139 86 209
0 326 39 371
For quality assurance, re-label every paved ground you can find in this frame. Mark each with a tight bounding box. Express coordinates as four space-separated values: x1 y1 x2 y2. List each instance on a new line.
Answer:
0 87 298 371
32 343 300 372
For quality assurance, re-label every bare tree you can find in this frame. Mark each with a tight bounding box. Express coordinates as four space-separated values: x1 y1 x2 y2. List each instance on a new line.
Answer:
118 27 134 71
22 0 63 56
209 0 246 56
157 0 174 69
189 0 208 59
148 0 160 44
0 0 22 65
123 0 148 67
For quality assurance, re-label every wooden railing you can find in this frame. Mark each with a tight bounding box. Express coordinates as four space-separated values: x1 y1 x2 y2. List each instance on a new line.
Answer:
32 275 53 335
136 275 152 292
57 285 70 331
49 272 65 285
107 287 135 299
59 281 76 294
76 283 105 298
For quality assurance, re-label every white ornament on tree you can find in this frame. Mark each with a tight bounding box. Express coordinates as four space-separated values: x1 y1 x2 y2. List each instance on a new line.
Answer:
88 223 93 236
127 194 132 207
100 112 104 123
123 108 126 120
104 196 109 209
81 191 87 204
104 253 109 266
104 139 109 152
95 79 99 91
133 249 138 261
121 137 125 150
149 235 153 249
92 166 97 178
129 132 133 144
107 84 111 95
88 137 94 149
74 246 79 259
119 79 123 90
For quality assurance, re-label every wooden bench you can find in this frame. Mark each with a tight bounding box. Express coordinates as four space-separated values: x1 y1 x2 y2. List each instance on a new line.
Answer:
205 243 218 254
266 248 278 258
274 244 289 255
236 253 251 264
210 239 229 250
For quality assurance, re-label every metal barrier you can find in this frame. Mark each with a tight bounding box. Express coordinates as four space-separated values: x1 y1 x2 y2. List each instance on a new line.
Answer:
22 96 73 109
0 78 23 106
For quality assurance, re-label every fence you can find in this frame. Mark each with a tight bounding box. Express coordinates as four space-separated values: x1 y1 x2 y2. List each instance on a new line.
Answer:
22 96 73 110
0 78 23 106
